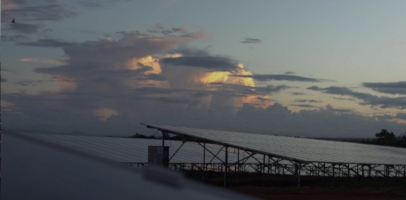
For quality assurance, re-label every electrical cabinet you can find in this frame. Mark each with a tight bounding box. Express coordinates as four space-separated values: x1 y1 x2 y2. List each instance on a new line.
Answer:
148 146 169 167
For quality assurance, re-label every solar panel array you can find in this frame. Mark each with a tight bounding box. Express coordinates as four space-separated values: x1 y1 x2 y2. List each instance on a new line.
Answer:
144 124 406 165
25 133 263 164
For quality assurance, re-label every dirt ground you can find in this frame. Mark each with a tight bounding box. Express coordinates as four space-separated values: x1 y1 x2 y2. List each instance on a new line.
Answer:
229 186 406 200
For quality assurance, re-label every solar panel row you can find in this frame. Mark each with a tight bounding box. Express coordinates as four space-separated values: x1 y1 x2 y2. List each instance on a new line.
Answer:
144 124 406 165
25 133 270 164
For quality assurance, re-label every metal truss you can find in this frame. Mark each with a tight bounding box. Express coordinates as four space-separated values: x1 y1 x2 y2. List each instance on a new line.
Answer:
138 128 406 187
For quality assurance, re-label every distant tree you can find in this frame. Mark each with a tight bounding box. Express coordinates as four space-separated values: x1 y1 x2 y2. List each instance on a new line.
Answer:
397 132 406 147
129 133 157 139
375 129 396 146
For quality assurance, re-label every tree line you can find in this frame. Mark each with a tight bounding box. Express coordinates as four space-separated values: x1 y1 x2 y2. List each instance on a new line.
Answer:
362 129 406 148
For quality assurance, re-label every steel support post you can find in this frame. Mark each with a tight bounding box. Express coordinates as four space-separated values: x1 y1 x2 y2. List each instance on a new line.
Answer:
268 156 271 180
224 146 228 187
295 164 301 187
202 141 205 181
262 154 265 188
161 131 165 167
237 149 240 183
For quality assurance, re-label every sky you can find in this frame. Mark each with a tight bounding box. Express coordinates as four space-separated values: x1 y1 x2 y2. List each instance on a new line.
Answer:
2 0 406 138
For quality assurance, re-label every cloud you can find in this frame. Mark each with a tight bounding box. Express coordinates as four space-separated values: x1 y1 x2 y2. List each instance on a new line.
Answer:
232 74 332 82
19 39 76 48
172 28 187 33
4 24 288 133
396 113 406 120
4 24 406 138
19 57 67 65
363 81 406 95
240 38 261 44
1 0 78 23
284 72 295 75
291 92 305 96
0 67 17 73
10 27 276 121
373 113 406 122
209 83 290 97
14 79 54 86
333 97 356 101
147 25 196 37
290 104 319 108
15 80 38 86
294 99 321 103
2 34 31 41
8 23 41 34
160 56 241 72
168 48 210 56
4 91 406 138
308 86 406 109
76 0 130 8
1 78 8 82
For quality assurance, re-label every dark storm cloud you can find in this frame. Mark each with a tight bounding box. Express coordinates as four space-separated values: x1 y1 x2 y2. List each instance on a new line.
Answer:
28 30 200 78
130 83 285 104
14 79 55 86
256 96 275 102
15 80 37 86
1 34 31 42
255 85 291 94
0 68 17 73
135 74 167 81
131 87 188 96
9 29 205 118
160 56 240 71
232 74 332 82
127 82 288 104
147 25 193 37
240 38 261 44
294 99 321 103
308 86 406 109
191 91 210 98
8 23 41 34
210 83 290 97
4 22 406 138
3 89 406 138
172 28 187 33
396 113 406 120
76 0 130 8
19 39 76 48
363 81 406 95
329 108 355 114
2 0 78 22
142 96 191 104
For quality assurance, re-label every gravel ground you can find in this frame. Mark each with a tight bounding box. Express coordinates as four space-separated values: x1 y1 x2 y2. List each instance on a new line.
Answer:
229 186 406 200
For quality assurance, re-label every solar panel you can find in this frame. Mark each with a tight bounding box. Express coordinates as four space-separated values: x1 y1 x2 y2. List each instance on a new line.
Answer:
3 131 257 200
23 133 268 164
143 124 406 165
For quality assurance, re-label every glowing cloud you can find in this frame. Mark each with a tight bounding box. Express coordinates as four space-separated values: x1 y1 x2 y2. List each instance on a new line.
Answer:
94 107 120 121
